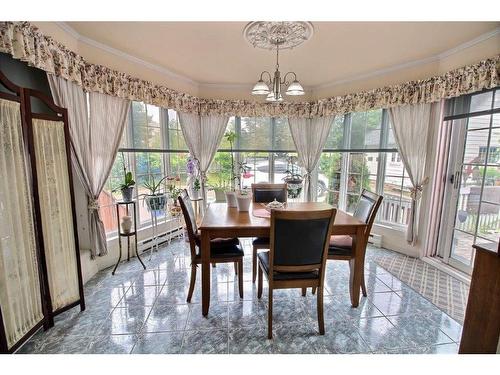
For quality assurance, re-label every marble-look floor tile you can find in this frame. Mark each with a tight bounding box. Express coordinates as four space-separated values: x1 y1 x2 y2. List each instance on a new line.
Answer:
317 320 372 354
17 240 465 355
181 330 228 354
353 316 416 351
132 332 183 354
229 326 274 354
143 304 189 332
388 314 454 347
98 305 152 335
270 323 326 354
228 300 266 328
87 334 137 354
185 303 228 331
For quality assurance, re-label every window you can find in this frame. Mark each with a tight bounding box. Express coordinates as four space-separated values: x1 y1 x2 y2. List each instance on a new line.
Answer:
320 109 410 226
103 103 410 236
101 102 189 236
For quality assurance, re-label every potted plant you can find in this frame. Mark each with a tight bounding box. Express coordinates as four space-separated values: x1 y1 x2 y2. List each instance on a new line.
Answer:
192 177 201 199
143 175 168 212
224 130 238 207
283 155 303 199
166 176 183 204
113 152 135 202
236 189 252 212
186 156 201 199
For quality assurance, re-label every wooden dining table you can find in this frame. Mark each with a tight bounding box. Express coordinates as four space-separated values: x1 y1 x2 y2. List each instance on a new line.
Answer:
198 202 368 316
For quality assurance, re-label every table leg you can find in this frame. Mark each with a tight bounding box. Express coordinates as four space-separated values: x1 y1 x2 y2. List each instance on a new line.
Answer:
201 229 211 316
349 227 365 307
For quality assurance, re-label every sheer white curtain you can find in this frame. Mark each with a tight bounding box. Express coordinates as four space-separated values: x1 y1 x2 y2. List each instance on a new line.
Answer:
288 116 334 201
0 99 44 349
48 74 129 257
179 112 228 206
389 103 434 246
32 119 80 310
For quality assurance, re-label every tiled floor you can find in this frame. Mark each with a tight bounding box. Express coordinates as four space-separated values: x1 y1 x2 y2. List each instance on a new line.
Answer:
17 239 462 354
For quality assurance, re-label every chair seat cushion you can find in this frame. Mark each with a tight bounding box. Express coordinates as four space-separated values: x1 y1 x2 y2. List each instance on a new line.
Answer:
257 252 319 281
193 234 243 258
328 235 353 257
252 237 270 246
329 235 352 249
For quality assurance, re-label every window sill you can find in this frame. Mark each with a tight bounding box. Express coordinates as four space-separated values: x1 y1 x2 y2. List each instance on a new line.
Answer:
374 221 407 233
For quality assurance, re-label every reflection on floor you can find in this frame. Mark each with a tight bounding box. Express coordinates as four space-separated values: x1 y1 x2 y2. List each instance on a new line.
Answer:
18 240 463 354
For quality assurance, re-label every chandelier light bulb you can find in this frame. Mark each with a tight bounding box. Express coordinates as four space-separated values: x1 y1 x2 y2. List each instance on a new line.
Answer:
286 80 305 96
251 80 270 95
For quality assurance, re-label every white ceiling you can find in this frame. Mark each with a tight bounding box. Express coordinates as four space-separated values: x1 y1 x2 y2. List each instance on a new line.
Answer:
65 22 499 89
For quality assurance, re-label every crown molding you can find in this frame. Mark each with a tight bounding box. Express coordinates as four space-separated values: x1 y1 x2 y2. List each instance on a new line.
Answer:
312 27 500 92
55 22 499 95
55 22 199 89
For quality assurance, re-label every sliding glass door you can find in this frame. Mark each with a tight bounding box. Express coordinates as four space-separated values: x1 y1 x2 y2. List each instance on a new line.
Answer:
439 89 500 274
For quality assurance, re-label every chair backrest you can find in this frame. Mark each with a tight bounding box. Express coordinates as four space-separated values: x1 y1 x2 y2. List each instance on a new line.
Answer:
353 189 383 237
252 183 288 203
269 209 336 278
178 189 198 259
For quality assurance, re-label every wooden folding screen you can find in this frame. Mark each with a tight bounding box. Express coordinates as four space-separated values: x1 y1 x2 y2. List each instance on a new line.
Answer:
0 70 84 353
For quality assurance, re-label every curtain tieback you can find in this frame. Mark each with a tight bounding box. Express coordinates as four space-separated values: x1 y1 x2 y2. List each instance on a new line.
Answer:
88 198 100 211
410 177 429 200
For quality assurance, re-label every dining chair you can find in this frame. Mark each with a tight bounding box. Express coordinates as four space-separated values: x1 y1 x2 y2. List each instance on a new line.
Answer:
251 183 288 283
178 189 244 302
257 208 336 339
324 189 383 297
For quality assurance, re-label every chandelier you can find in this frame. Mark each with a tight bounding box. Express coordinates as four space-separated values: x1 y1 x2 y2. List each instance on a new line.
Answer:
244 22 314 102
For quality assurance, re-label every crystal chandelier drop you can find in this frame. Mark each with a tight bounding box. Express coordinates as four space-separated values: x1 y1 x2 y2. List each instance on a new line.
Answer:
244 22 313 102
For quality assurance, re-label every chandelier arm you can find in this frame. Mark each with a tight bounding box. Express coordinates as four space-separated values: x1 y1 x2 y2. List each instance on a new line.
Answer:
281 71 298 85
259 71 273 85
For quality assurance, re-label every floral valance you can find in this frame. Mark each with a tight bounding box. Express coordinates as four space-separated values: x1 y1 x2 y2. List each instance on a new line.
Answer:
1 21 499 118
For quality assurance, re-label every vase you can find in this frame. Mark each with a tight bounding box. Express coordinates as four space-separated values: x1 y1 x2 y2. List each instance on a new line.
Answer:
225 191 237 207
121 215 132 234
236 194 252 212
121 186 134 202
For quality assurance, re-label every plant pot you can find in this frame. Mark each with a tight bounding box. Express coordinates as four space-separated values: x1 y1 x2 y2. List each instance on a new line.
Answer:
121 186 134 202
145 193 167 212
121 215 132 233
214 189 226 202
285 178 303 199
236 194 252 212
225 191 237 207
191 189 200 200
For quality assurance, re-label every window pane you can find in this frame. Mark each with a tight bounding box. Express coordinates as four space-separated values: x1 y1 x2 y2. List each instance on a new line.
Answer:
240 117 272 150
470 91 493 113
350 110 382 149
274 118 295 151
464 128 490 165
168 109 188 150
346 152 378 212
318 152 342 206
324 115 344 149
467 114 491 130
207 151 232 193
477 202 500 242
239 152 271 188
219 117 236 149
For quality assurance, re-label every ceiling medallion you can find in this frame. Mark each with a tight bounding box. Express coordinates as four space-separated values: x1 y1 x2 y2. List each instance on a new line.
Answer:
245 22 313 102
243 21 314 50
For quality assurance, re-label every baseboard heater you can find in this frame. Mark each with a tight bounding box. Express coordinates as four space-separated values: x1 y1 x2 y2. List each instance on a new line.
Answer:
138 226 184 254
368 233 382 248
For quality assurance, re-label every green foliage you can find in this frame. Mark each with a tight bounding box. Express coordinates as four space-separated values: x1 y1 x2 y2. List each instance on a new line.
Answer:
193 178 201 191
142 175 167 195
